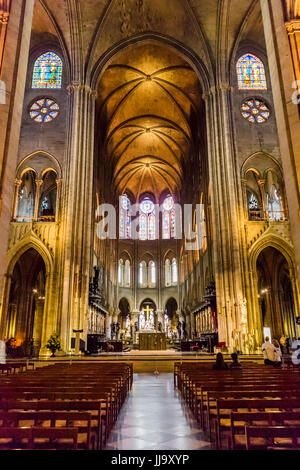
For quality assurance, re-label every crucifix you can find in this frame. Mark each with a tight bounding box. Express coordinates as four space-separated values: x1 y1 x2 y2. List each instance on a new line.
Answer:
143 305 153 320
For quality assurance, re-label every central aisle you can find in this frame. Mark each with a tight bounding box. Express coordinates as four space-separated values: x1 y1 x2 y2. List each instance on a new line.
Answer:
105 373 211 450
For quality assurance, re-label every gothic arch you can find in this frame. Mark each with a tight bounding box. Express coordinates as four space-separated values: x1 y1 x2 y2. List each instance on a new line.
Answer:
16 151 62 179
6 237 53 278
90 32 212 93
248 234 300 329
249 235 296 274
241 152 283 179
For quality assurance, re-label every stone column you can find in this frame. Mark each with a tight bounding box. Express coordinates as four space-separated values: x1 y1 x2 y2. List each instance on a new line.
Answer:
185 313 190 340
204 84 251 352
241 178 249 220
12 178 21 220
32 298 45 354
0 1 11 75
258 179 267 219
55 83 96 354
156 308 164 332
55 178 62 222
34 179 43 221
0 0 35 325
190 310 195 339
131 308 140 344
260 0 300 286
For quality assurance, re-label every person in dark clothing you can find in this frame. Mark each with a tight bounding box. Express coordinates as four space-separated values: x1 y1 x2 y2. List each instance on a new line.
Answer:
212 352 228 370
229 352 242 369
286 337 290 355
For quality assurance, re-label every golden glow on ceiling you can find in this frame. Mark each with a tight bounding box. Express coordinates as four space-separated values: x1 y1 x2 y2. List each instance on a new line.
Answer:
98 43 202 198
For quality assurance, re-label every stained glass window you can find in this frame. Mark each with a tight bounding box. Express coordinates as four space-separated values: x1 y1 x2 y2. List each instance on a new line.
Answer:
32 52 63 89
139 261 147 286
163 211 170 239
267 185 284 221
248 193 259 210
119 194 131 239
29 98 59 123
172 258 178 284
148 213 156 240
124 260 130 286
241 98 270 124
139 214 147 240
165 259 171 286
162 195 175 239
149 261 156 286
139 197 156 240
118 259 123 285
236 54 267 90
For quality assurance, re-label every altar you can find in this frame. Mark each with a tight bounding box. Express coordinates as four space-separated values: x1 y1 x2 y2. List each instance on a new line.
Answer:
139 332 166 351
137 302 166 350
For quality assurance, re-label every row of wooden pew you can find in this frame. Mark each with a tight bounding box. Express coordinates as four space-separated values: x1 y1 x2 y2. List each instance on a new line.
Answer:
175 361 300 450
0 361 133 449
0 362 35 375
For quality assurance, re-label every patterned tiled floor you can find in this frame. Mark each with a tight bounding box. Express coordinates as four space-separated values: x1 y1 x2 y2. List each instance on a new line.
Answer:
105 373 211 450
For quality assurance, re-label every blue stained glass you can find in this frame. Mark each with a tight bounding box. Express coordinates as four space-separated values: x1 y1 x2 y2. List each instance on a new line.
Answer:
139 214 147 240
163 211 170 239
236 54 267 90
119 194 131 239
162 195 175 239
148 213 156 240
32 52 63 89
119 208 125 238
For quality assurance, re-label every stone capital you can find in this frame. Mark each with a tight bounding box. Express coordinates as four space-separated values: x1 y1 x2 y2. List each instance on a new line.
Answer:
285 19 300 34
0 12 9 25
67 82 97 98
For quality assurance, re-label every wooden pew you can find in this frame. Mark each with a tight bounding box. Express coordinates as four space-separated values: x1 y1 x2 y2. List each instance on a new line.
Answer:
245 425 300 450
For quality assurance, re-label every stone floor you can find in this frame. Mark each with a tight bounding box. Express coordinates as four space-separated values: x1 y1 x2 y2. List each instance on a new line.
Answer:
105 373 212 450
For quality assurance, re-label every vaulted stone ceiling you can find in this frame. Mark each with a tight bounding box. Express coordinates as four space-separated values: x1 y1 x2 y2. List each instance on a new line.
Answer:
97 43 202 199
33 0 264 83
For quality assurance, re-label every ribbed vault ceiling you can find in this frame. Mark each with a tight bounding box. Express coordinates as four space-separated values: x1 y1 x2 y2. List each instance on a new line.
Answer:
97 44 202 198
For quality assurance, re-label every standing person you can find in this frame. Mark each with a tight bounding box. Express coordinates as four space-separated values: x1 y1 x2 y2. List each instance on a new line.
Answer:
273 339 282 367
279 335 286 355
0 338 6 364
262 337 276 365
212 352 228 370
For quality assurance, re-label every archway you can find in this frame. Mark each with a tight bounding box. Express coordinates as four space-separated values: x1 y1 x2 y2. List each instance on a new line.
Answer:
164 297 178 338
256 246 297 342
6 248 46 356
118 297 131 338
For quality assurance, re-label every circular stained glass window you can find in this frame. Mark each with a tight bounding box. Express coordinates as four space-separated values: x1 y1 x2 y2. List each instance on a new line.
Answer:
29 98 59 123
163 196 174 211
241 98 270 123
121 194 130 210
140 198 154 214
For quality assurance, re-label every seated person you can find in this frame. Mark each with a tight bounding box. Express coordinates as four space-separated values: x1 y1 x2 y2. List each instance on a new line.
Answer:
272 339 282 367
212 352 228 370
262 336 276 365
229 352 242 369
106 342 114 352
